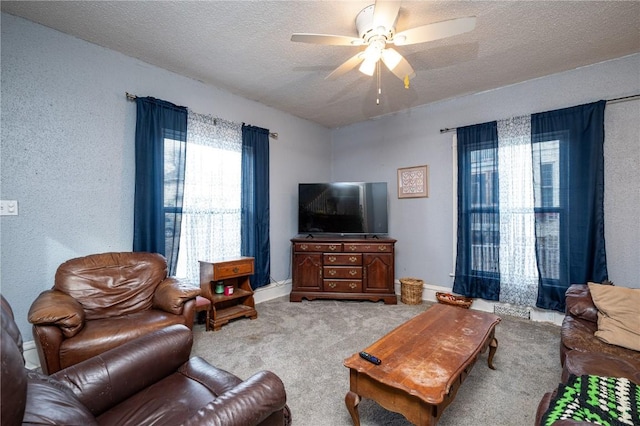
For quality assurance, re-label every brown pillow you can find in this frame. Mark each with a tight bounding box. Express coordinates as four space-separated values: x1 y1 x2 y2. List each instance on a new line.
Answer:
588 283 640 351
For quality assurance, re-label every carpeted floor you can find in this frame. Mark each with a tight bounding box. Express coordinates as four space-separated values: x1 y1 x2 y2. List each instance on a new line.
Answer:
191 296 562 425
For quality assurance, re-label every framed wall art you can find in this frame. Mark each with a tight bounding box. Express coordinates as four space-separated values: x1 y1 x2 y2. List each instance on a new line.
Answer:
397 165 429 198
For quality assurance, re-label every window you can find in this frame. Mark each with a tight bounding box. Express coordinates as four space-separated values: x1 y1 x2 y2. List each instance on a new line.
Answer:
135 97 271 290
540 163 554 207
465 139 562 280
532 140 562 282
469 147 499 276
165 113 243 283
454 101 607 312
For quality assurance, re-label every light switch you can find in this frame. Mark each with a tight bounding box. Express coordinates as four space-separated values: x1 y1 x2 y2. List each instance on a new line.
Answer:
0 200 19 216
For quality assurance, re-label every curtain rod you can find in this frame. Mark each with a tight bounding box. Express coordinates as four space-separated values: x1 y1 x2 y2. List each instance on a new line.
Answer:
125 92 278 140
439 93 640 134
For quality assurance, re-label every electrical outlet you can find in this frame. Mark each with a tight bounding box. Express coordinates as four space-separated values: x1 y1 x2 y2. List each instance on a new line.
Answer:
0 200 19 216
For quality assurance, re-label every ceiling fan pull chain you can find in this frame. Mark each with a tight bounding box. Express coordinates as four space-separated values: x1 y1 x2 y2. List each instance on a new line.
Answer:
376 60 381 105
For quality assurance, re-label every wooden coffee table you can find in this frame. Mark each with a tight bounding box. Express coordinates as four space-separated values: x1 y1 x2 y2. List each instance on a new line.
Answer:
343 303 501 426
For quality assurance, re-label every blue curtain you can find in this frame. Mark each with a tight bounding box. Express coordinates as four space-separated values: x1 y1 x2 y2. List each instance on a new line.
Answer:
453 121 501 301
453 101 607 312
241 125 270 289
133 97 187 275
532 100 607 311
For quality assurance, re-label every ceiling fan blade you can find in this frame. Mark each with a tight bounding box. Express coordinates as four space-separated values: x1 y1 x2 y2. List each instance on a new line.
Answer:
373 0 401 32
326 52 365 80
291 33 363 46
381 48 415 80
393 16 476 46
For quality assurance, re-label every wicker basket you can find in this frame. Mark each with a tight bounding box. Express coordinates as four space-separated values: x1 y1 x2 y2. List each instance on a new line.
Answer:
399 277 424 305
436 292 473 309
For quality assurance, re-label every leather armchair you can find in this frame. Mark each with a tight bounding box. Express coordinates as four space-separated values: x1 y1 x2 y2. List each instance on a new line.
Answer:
2 295 291 426
28 252 201 374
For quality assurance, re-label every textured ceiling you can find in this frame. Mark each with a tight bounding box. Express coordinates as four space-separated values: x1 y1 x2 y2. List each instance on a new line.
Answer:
2 1 639 129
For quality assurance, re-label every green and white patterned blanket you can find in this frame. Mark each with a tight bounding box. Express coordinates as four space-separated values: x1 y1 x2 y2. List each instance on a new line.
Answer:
541 375 639 425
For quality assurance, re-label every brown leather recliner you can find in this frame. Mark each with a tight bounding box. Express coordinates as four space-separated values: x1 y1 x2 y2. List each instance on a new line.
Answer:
2 295 291 426
28 252 201 374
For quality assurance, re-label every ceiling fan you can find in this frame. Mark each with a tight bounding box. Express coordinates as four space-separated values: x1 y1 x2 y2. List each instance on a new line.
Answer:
291 0 476 87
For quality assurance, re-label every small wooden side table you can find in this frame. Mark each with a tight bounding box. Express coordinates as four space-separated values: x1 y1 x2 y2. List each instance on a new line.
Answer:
199 257 258 331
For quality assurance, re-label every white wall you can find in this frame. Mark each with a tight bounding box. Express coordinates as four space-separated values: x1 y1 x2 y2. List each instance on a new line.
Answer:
332 54 640 291
0 13 332 337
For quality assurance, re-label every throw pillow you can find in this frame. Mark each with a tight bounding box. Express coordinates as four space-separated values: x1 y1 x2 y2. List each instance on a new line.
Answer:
588 283 640 351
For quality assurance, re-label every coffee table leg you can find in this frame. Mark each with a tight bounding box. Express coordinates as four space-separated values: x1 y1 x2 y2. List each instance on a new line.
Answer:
487 337 498 370
345 391 361 426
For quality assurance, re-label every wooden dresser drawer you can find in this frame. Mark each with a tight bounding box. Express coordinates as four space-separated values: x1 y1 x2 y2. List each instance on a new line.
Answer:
294 242 342 253
324 266 362 279
344 243 393 253
211 258 254 280
323 253 362 265
323 279 362 292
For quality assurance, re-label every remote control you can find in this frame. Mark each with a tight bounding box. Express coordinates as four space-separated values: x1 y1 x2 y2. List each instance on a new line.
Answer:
359 351 381 365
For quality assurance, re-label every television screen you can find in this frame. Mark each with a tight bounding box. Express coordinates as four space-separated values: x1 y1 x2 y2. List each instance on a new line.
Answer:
298 182 388 235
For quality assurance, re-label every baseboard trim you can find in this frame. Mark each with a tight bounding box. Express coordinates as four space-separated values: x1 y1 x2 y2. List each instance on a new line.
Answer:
396 281 564 326
23 340 40 371
253 279 293 304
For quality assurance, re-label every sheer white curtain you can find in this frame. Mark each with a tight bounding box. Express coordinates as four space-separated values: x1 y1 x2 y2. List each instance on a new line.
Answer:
175 111 242 283
497 116 539 306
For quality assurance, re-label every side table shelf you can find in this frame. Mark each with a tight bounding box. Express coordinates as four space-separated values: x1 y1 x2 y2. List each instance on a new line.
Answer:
199 257 258 331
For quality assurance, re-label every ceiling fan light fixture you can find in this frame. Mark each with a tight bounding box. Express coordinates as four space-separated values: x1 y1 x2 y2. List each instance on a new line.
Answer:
359 57 377 76
363 40 384 61
381 48 402 71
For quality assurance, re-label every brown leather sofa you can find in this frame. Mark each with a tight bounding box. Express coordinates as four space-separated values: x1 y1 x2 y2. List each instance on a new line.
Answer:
28 252 201 374
558 284 640 368
2 295 291 426
535 284 640 425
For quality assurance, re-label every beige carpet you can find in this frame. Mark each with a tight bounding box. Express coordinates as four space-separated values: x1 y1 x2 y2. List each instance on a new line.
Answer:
191 296 562 425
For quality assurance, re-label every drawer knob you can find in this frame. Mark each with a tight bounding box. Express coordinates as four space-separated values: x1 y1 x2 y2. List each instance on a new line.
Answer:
329 282 337 289
232 267 239 273
314 245 322 250
348 245 357 251
349 282 357 289
349 270 357 276
378 246 387 251
349 256 357 263
301 244 308 250
328 256 336 263
328 245 337 251
328 270 336 276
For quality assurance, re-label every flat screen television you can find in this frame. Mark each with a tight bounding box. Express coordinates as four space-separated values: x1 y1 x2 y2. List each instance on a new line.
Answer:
298 182 388 235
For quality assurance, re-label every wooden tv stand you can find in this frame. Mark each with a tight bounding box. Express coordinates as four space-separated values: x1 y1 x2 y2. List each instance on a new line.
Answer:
290 236 397 304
